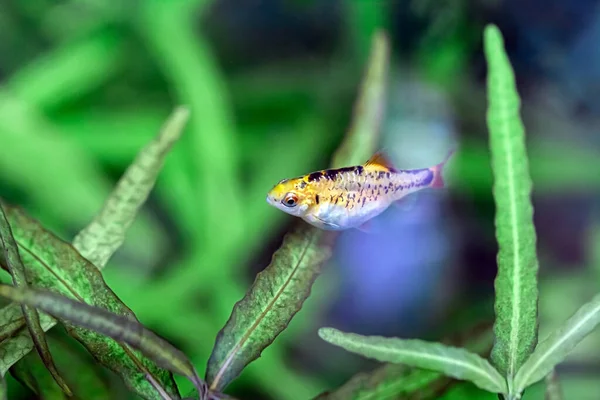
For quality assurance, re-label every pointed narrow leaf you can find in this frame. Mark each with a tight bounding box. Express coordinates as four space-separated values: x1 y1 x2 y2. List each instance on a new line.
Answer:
315 322 495 400
0 206 179 399
0 284 202 393
72 106 189 269
206 31 389 391
318 328 507 394
484 24 540 379
514 293 600 392
0 202 71 395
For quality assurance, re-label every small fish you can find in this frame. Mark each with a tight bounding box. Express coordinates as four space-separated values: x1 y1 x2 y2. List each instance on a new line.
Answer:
266 150 454 231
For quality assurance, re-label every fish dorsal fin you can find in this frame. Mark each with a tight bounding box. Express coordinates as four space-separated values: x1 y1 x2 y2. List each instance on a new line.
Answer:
364 151 396 171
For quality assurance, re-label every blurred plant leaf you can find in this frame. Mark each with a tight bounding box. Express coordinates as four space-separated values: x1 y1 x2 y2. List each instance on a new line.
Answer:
544 370 563 400
513 293 600 393
0 206 180 399
0 202 71 395
315 322 494 400
72 106 189 268
10 350 68 400
6 30 123 110
318 328 506 394
0 283 205 397
205 30 389 392
137 2 245 252
0 106 189 399
484 24 540 380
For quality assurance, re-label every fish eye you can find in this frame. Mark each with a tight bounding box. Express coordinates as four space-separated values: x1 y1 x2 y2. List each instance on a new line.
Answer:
282 193 298 208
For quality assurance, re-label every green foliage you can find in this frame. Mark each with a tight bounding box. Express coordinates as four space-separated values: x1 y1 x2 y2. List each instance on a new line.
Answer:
0 284 203 394
206 31 390 392
514 293 600 393
206 226 332 391
0 203 71 395
318 328 506 394
315 23 600 400
484 24 540 381
0 4 598 398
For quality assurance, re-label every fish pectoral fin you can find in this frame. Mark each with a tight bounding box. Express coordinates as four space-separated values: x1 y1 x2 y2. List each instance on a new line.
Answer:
392 193 420 211
313 216 342 230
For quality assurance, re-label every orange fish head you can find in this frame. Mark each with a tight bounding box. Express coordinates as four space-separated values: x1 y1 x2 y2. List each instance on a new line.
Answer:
266 177 313 217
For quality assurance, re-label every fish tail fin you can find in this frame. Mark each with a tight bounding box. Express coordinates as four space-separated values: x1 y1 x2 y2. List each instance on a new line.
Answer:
430 149 455 189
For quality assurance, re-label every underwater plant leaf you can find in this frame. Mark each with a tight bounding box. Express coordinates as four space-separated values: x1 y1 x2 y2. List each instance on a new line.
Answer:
72 106 189 269
205 31 389 392
484 24 540 379
0 283 204 396
0 202 71 395
544 370 563 400
318 328 506 394
315 322 494 400
0 206 180 400
206 226 333 390
10 351 68 400
513 293 600 393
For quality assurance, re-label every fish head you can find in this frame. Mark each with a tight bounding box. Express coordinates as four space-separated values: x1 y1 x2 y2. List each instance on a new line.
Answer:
266 177 313 217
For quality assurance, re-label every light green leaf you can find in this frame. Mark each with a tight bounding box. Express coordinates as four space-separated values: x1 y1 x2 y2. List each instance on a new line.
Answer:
0 202 71 395
318 328 507 394
315 322 495 400
205 31 389 392
544 370 563 400
514 293 600 393
484 24 540 379
72 106 189 268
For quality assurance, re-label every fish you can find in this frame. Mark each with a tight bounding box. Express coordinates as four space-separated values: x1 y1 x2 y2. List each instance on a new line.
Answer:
266 150 454 231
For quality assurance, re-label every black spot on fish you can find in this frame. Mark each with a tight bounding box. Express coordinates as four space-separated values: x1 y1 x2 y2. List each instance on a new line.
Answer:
324 169 339 180
386 172 391 178
377 171 385 179
297 180 307 189
315 194 320 204
361 197 366 207
308 171 323 182
355 166 364 174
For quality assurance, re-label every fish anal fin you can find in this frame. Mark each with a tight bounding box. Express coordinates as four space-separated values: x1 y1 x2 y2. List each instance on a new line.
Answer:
356 220 374 233
364 151 396 171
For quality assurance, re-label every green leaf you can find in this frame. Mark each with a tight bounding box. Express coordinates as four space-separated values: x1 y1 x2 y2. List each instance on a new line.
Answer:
206 226 333 390
72 106 189 268
318 328 507 394
10 351 68 400
0 206 180 399
0 202 71 395
484 24 540 379
205 30 389 392
513 293 600 393
0 106 188 398
544 370 563 400
315 322 495 400
0 284 203 394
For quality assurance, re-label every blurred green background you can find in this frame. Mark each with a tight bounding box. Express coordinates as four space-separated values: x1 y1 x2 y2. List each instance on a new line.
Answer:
1 0 600 399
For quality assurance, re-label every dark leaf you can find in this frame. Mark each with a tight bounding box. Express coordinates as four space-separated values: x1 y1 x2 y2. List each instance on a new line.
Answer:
0 202 71 395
